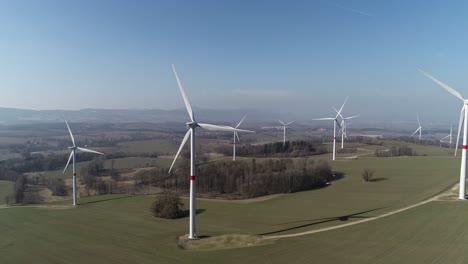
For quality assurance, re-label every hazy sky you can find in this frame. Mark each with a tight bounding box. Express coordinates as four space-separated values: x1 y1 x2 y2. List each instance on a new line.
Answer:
1 0 468 122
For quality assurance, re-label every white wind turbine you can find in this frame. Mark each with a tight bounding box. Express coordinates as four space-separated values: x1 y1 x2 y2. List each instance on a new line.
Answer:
440 124 453 148
278 120 294 147
169 65 254 239
419 69 467 200
333 107 359 149
232 115 249 161
410 114 422 140
314 97 348 160
63 120 104 206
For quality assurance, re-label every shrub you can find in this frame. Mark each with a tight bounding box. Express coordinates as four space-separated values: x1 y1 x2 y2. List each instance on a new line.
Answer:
150 191 184 219
362 169 374 182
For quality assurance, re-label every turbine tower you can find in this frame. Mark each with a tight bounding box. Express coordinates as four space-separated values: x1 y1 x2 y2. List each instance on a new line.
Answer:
419 69 467 200
169 65 254 239
314 97 348 160
334 107 359 149
232 115 248 161
278 120 294 147
440 124 453 148
63 120 104 206
410 114 422 140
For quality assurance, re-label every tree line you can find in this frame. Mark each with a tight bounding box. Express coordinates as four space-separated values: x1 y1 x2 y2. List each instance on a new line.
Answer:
135 158 336 198
216 140 328 158
374 145 417 157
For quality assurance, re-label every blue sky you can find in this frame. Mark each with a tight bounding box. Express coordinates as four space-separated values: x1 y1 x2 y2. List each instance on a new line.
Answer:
1 0 468 122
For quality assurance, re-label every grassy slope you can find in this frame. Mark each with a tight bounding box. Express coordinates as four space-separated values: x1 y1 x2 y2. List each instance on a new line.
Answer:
0 150 462 263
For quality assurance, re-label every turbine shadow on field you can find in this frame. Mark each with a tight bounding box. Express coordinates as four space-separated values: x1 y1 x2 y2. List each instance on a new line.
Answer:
369 177 387 182
180 209 206 218
80 195 137 205
258 208 384 236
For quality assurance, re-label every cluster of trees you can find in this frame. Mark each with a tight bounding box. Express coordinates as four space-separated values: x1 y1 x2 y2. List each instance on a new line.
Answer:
216 141 328 158
150 190 184 219
10 174 68 205
375 145 417 157
13 175 27 204
45 178 68 196
140 159 335 198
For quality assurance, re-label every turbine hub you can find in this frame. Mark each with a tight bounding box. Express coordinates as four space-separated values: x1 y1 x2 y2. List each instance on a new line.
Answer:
186 122 199 129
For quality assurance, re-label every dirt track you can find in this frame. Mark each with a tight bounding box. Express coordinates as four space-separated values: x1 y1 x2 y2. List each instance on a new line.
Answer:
263 182 460 240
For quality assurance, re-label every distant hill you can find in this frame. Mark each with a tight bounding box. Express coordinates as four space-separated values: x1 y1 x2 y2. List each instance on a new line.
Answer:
0 107 294 125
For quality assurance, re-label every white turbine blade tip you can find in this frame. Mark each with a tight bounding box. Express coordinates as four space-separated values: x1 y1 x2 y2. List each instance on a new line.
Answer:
63 151 73 174
236 115 247 128
418 69 465 101
65 120 76 147
199 123 254 133
172 65 195 122
169 129 191 173
77 147 104 155
313 117 335 121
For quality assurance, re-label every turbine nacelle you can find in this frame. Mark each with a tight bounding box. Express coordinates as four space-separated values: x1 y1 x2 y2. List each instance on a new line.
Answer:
186 122 199 129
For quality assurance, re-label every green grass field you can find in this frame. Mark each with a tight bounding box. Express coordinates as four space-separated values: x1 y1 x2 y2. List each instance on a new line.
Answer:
0 143 464 263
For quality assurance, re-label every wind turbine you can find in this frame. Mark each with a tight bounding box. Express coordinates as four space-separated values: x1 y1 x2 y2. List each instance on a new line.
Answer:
314 97 348 160
334 107 359 149
169 65 254 239
63 120 104 206
440 124 453 148
278 120 294 147
419 69 467 200
232 115 248 161
410 114 422 140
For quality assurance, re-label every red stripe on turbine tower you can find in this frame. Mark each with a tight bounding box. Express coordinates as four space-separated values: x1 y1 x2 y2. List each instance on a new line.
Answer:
333 137 336 140
73 173 76 176
463 145 468 150
190 176 195 181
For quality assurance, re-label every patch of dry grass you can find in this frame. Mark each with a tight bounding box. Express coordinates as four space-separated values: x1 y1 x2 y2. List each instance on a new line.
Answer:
177 234 271 251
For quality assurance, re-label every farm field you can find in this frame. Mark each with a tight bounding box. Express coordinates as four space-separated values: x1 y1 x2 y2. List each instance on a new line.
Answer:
0 151 462 263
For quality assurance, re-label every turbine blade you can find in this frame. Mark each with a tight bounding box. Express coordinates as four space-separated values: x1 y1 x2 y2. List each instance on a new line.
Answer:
417 114 421 126
77 147 104 155
418 69 465 101
440 135 450 141
410 128 420 137
278 120 285 126
63 151 73 174
456 106 465 156
172 64 195 122
235 131 240 143
344 115 359 120
65 120 76 147
313 117 335 121
332 106 345 120
236 115 247 128
336 96 349 118
198 123 254 133
168 129 191 173
285 121 294 126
